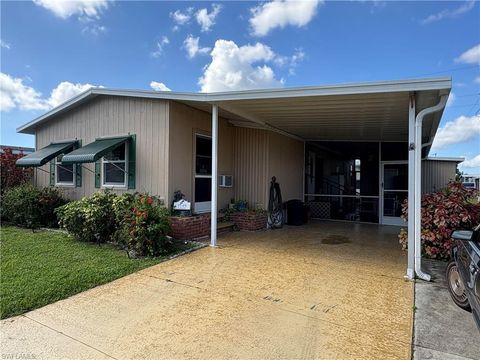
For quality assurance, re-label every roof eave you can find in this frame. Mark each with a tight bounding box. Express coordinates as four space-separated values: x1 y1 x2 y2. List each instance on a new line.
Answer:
17 77 452 135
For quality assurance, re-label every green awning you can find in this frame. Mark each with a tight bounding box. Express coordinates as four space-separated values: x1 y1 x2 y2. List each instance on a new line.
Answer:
61 136 130 164
16 141 77 167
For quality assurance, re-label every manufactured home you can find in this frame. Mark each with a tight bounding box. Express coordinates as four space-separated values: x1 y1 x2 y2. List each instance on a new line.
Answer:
17 77 452 280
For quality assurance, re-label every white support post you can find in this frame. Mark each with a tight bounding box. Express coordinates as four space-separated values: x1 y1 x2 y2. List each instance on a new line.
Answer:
210 104 218 247
413 94 447 281
406 94 415 280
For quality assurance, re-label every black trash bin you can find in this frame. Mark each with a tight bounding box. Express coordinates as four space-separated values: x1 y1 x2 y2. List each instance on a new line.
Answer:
285 199 307 226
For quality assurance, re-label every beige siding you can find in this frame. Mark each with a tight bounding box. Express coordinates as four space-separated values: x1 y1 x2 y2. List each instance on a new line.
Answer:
233 127 270 208
233 128 304 209
168 101 234 210
268 132 304 202
35 96 169 200
422 160 457 194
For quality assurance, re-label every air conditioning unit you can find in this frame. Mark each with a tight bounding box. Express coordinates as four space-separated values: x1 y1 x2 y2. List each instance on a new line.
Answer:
219 175 233 188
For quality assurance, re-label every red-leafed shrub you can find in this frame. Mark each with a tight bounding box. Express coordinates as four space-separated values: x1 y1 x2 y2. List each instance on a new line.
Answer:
399 181 480 260
0 148 32 193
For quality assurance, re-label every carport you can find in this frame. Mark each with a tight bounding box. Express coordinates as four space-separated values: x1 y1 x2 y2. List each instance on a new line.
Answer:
190 77 451 281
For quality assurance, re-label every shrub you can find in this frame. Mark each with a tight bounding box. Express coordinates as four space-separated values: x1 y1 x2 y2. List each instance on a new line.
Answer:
0 148 33 194
118 194 171 257
37 187 68 227
2 185 41 228
399 181 480 260
56 191 171 256
1 185 66 228
56 191 117 243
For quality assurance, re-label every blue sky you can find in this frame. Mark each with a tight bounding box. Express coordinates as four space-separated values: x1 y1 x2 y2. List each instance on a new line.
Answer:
1 0 479 173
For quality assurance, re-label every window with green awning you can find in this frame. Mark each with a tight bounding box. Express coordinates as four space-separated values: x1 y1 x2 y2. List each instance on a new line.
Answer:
61 135 136 189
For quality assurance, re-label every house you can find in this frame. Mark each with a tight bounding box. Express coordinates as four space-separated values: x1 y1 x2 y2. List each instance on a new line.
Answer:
0 145 35 155
16 77 452 280
461 174 480 190
422 157 463 193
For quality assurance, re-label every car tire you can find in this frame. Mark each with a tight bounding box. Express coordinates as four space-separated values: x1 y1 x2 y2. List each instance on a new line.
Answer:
446 261 471 312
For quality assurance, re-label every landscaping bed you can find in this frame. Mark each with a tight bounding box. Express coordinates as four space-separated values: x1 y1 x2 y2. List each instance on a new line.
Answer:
0 226 200 319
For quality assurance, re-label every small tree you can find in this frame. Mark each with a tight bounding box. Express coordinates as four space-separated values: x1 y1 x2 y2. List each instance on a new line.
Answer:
0 148 33 194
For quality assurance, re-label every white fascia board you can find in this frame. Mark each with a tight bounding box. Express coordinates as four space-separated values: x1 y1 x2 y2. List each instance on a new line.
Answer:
425 156 464 162
17 77 452 134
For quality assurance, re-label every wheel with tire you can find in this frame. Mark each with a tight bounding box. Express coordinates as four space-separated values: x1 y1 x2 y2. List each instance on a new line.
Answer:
446 261 471 312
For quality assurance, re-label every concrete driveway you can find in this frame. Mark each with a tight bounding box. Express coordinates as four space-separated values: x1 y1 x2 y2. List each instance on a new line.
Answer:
1 221 413 359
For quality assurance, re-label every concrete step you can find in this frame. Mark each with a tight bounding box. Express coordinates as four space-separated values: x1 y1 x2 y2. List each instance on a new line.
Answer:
217 221 235 234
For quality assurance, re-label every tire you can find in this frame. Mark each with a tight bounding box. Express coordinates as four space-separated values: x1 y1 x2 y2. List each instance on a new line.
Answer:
446 261 471 312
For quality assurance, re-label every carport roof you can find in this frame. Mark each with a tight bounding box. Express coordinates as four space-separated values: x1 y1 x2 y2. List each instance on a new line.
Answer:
17 77 451 146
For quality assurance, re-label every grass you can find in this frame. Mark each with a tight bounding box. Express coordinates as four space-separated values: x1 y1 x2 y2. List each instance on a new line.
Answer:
0 226 196 319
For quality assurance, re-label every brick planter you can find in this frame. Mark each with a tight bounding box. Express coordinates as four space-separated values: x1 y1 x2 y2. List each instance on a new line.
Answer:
169 214 210 240
230 212 267 231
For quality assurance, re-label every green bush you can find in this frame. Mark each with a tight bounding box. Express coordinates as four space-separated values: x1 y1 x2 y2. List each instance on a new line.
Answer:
117 194 171 257
56 191 117 243
2 185 66 229
37 187 68 227
2 185 40 228
56 191 171 256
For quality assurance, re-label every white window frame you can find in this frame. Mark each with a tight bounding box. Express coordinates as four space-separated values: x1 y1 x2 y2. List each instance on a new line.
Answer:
101 142 129 188
55 155 75 187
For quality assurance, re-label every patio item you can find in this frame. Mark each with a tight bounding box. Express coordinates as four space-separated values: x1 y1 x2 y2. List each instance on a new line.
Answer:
268 176 283 229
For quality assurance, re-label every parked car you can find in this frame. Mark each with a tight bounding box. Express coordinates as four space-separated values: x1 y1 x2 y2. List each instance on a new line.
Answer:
446 224 480 331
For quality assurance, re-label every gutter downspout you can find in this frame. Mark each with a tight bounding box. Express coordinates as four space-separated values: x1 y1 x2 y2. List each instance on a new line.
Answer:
414 94 448 281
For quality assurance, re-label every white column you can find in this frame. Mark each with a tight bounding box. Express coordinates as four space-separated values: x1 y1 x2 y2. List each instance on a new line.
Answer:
406 94 415 280
210 104 218 247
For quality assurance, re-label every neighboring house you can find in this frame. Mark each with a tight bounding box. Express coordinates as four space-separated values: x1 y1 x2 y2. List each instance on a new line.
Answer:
16 77 452 279
0 145 35 155
422 157 464 193
461 175 480 190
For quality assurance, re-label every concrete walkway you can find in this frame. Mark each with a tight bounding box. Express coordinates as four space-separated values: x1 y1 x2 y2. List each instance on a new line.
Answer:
1 221 413 359
413 259 479 360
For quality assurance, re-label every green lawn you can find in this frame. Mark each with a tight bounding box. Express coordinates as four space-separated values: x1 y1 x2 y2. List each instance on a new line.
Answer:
0 226 194 319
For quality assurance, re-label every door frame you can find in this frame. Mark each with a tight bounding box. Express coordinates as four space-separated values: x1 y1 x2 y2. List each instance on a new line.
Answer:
380 160 408 226
193 133 212 214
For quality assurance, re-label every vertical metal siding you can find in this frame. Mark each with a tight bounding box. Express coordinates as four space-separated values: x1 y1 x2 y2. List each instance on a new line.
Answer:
35 96 169 200
233 127 269 208
422 160 457 194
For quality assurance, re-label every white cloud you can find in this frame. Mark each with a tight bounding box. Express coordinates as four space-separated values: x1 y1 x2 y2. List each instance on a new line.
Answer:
183 35 211 59
150 81 171 92
275 48 305 75
0 72 47 111
460 154 480 168
455 44 480 64
81 23 107 36
0 72 99 112
420 0 475 25
199 39 283 92
195 4 222 32
47 81 97 108
475 76 480 84
170 7 194 28
151 36 170 58
33 0 110 20
0 39 10 50
446 92 455 107
432 115 480 150
249 0 323 37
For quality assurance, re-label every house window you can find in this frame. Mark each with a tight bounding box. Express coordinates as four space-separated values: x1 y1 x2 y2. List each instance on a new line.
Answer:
55 154 75 186
102 142 128 187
